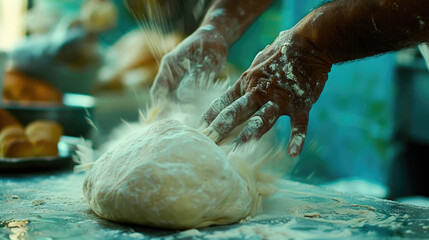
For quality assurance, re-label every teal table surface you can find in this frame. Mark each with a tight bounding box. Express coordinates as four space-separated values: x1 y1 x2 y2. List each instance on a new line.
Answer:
1 169 429 240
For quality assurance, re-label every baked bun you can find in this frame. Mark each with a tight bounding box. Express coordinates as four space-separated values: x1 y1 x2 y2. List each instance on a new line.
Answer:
25 121 63 157
0 125 34 158
0 109 21 131
3 70 63 103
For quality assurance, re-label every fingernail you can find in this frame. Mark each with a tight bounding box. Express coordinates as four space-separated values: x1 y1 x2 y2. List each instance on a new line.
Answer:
198 121 208 131
202 127 220 142
288 133 305 156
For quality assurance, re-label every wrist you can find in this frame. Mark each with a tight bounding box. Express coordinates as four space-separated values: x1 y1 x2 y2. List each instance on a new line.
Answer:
292 10 339 66
287 24 333 76
195 24 230 48
198 0 276 46
197 21 236 46
293 0 429 65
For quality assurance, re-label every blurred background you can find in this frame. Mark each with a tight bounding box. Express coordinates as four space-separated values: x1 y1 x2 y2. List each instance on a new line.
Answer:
0 0 428 205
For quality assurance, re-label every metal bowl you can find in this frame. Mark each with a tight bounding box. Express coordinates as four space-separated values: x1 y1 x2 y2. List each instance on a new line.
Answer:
1 93 96 138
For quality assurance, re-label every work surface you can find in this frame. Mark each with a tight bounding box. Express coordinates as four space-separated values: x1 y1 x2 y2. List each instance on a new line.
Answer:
1 170 429 240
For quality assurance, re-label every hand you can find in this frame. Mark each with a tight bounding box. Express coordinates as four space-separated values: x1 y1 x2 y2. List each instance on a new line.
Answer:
199 28 332 157
150 26 228 104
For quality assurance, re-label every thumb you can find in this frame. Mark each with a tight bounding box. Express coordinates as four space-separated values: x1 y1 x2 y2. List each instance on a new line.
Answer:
150 84 168 107
150 72 170 106
176 72 198 102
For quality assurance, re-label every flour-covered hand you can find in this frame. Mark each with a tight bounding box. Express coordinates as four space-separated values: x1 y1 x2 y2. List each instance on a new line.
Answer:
150 27 228 104
199 29 332 157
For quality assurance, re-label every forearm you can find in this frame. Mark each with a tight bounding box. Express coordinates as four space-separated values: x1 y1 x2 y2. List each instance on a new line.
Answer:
296 0 429 64
199 0 276 46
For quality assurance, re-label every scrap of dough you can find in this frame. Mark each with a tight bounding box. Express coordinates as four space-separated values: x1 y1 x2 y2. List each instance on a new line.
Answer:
83 119 255 229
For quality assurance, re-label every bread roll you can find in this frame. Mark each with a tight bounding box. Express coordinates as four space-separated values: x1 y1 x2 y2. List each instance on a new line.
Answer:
25 121 63 157
0 109 21 131
0 126 34 158
3 70 63 103
97 30 184 90
80 0 118 32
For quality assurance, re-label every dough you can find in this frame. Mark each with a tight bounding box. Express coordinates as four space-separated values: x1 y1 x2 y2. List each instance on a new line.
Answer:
78 80 290 229
83 119 261 229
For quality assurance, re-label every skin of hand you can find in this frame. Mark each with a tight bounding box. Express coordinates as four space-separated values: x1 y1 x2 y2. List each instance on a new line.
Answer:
200 0 429 157
150 0 276 104
150 27 228 104
199 28 331 157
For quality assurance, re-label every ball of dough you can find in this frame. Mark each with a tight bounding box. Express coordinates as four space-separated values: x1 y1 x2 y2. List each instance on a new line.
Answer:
83 119 253 229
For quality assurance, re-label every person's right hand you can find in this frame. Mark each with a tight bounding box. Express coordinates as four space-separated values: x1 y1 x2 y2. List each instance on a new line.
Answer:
199 27 333 157
150 26 229 104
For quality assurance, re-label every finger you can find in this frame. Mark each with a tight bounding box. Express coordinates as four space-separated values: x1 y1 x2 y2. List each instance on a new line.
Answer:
199 82 241 129
176 71 197 102
202 91 262 143
287 112 309 157
232 101 280 146
150 81 168 106
150 58 183 104
177 69 218 102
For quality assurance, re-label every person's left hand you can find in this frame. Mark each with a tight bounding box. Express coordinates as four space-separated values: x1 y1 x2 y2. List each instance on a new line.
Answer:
150 27 229 104
199 29 332 157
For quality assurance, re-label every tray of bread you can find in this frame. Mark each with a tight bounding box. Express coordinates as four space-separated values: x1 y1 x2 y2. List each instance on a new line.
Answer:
0 109 75 171
1 70 96 138
0 67 94 171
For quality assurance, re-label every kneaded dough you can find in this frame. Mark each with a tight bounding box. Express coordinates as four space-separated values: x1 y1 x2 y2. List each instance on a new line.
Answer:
83 119 254 229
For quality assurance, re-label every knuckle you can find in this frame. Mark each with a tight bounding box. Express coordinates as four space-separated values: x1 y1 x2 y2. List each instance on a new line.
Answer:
267 101 280 112
252 85 269 100
180 74 195 86
240 71 249 79
149 87 157 96
160 54 174 66
210 97 227 113
248 116 264 129
222 105 238 119
201 110 214 124
261 106 279 126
